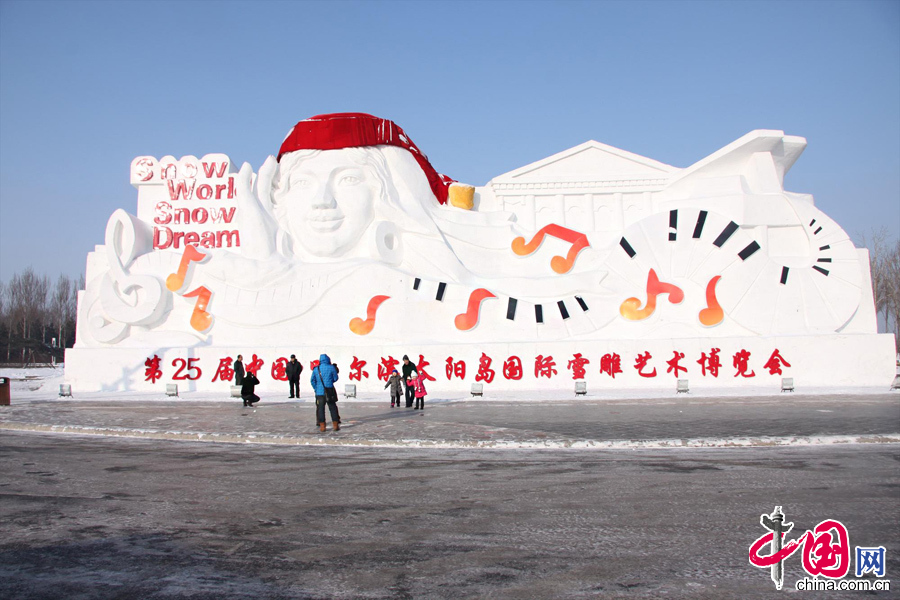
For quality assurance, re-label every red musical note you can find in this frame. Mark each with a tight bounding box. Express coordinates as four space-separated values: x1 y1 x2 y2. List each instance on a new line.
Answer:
454 288 497 331
699 275 724 326
511 224 590 274
183 286 213 332
620 269 684 320
166 244 206 292
349 295 390 335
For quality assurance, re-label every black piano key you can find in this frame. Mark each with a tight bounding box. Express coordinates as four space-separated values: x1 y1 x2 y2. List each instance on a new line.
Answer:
738 241 761 260
506 298 517 320
713 221 739 247
692 210 708 239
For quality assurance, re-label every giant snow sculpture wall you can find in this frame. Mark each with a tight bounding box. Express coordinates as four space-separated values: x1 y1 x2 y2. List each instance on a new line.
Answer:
65 113 896 393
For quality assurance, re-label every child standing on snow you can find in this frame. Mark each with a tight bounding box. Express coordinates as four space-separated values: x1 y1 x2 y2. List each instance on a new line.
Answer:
384 368 403 408
409 371 427 410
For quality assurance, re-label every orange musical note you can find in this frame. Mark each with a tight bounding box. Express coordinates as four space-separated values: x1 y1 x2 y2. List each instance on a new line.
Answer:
166 244 206 292
511 224 590 274
183 286 213 332
699 275 724 326
349 295 390 335
454 288 497 331
620 269 684 321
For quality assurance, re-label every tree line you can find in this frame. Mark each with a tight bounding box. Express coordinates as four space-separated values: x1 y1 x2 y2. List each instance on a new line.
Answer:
861 228 900 351
0 268 84 364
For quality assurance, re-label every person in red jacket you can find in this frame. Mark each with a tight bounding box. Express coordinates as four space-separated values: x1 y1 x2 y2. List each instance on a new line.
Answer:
409 371 427 410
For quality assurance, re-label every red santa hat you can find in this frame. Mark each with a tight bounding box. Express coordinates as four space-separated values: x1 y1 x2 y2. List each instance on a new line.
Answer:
277 113 455 205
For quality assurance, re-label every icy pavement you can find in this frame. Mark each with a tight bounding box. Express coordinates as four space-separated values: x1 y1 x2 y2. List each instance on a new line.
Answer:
1 434 897 599
3 369 897 599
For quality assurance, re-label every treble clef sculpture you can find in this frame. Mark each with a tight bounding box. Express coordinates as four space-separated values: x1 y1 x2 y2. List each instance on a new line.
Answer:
90 209 168 342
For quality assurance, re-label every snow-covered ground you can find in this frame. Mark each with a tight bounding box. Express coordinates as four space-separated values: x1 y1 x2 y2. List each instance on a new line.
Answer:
2 366 897 403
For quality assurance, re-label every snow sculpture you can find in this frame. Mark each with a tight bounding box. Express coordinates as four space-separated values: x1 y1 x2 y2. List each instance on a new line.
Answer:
65 113 896 392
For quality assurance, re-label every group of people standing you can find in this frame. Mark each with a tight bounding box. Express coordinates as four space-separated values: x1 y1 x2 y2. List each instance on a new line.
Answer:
232 352 341 432
232 354 306 408
384 355 427 410
230 353 428 431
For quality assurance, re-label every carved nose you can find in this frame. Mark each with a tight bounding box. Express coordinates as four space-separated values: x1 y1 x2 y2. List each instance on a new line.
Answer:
311 185 337 209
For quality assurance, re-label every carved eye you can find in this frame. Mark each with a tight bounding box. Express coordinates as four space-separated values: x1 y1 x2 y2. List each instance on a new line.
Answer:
338 175 360 186
291 177 312 188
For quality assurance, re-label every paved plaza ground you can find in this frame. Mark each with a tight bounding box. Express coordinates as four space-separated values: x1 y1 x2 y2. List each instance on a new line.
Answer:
0 392 898 598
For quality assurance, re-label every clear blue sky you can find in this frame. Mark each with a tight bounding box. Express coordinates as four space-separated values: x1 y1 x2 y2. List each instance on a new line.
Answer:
1 0 898 283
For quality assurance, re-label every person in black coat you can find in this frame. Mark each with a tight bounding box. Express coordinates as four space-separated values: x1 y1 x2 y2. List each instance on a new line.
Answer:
286 354 303 398
234 355 245 386
241 371 260 407
401 355 418 408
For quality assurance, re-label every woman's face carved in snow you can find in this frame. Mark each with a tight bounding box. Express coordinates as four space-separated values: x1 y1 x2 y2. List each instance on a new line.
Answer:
273 148 389 257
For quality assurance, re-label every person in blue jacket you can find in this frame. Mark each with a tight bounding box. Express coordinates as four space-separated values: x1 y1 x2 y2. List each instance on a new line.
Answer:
310 354 341 432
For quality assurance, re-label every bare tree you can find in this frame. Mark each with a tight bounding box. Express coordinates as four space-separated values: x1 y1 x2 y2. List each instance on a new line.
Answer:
1 270 84 361
1 280 9 361
859 227 892 332
0 281 7 358
38 274 50 344
7 268 50 340
886 240 900 352
69 273 85 347
7 271 28 338
51 275 73 348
